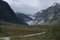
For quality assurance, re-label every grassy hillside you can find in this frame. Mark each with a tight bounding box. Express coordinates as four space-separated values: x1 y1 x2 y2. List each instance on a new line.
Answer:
0 21 60 40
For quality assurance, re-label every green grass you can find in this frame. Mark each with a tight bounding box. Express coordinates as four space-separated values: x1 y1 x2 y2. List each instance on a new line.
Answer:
0 21 60 40
0 25 51 37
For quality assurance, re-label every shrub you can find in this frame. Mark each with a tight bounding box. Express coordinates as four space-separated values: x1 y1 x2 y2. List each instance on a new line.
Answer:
0 27 3 33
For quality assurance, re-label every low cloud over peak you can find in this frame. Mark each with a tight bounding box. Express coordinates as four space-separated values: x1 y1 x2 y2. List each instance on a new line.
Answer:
4 0 60 14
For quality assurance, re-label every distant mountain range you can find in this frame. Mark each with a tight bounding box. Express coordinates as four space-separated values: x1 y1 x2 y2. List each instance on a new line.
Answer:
30 2 60 25
1 0 60 25
16 13 33 23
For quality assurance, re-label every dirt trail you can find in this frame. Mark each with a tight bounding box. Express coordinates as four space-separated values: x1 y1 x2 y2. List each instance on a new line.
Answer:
0 32 45 40
13 32 45 37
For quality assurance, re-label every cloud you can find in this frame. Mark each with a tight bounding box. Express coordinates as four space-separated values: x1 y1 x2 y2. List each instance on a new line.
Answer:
3 0 41 8
4 0 41 14
3 0 60 14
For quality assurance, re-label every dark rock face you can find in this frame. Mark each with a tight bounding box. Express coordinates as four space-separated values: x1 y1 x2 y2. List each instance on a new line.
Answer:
0 0 27 24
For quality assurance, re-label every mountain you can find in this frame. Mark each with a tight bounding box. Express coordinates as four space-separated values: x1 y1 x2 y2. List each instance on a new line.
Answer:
30 2 60 25
16 13 33 23
0 0 27 24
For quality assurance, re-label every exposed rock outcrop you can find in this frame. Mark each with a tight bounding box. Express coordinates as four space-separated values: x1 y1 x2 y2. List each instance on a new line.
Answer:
31 2 60 25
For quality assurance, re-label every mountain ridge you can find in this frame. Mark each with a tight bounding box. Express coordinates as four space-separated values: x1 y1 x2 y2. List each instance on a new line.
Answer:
30 2 60 25
16 12 33 23
0 0 27 24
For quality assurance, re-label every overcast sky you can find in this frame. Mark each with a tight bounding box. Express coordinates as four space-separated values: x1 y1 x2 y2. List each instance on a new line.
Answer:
3 0 60 14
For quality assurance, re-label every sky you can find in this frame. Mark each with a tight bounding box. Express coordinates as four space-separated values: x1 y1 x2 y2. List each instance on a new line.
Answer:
3 0 60 14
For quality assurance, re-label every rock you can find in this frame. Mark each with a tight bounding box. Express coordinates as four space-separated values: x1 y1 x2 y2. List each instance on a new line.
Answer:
0 0 27 24
31 2 60 25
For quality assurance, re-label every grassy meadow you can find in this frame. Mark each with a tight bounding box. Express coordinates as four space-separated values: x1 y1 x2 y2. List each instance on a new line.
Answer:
0 21 60 40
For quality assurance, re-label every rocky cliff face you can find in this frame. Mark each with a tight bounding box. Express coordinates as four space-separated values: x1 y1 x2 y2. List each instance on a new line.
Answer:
31 2 60 25
0 0 27 24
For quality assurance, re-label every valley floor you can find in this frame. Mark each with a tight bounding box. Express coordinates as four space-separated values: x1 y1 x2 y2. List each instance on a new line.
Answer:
0 21 60 40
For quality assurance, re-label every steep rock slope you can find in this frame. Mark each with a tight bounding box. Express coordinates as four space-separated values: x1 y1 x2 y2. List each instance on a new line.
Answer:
0 0 27 24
